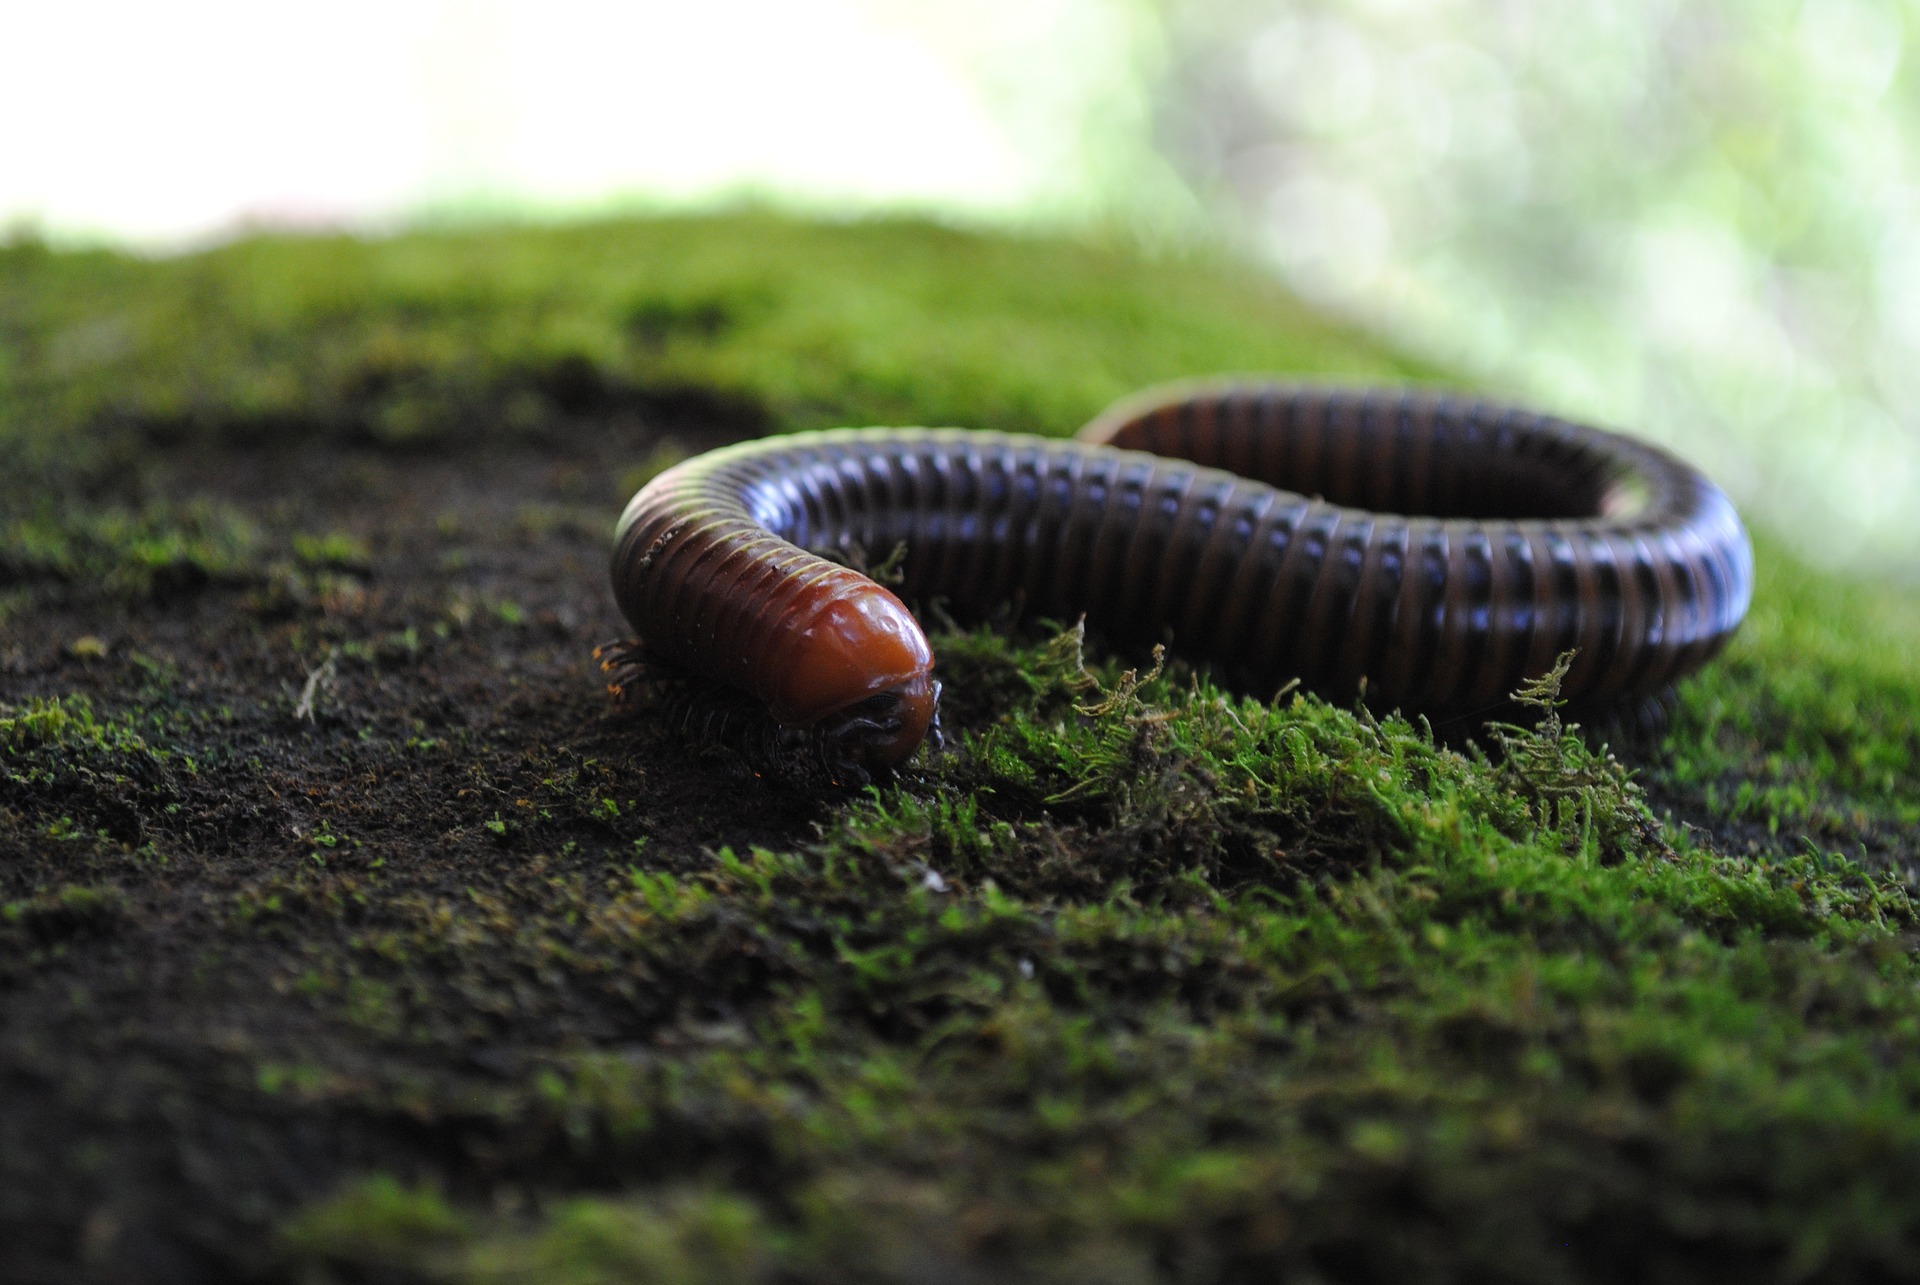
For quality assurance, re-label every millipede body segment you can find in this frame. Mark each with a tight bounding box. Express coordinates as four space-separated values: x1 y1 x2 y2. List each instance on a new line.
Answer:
610 382 1753 776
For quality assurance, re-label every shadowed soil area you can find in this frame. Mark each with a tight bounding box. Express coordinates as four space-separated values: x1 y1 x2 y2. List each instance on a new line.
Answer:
1 398 839 1280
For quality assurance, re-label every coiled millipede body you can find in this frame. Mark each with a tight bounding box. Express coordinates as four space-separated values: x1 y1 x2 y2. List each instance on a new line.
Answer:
608 382 1753 780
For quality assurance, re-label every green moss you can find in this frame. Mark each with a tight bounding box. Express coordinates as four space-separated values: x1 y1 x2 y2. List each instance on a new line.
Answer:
281 1175 471 1271
1662 532 1920 850
290 1179 769 1285
0 212 1430 474
0 693 189 841
467 1190 768 1285
285 623 1920 1280
292 531 372 572
3 501 261 598
1 882 128 943
4 211 1920 1282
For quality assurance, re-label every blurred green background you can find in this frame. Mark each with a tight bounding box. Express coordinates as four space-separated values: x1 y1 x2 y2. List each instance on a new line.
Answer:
7 0 1917 573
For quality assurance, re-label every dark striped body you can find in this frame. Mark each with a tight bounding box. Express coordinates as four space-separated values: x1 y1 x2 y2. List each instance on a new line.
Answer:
610 382 1753 770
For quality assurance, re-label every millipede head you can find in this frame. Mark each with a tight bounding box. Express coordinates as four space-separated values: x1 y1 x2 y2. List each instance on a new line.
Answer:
808 673 940 781
764 585 939 774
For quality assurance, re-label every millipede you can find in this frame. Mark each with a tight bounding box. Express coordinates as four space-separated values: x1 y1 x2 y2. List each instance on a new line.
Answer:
605 380 1753 782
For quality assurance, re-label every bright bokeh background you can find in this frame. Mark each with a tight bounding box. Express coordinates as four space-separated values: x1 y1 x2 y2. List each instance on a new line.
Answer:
1150 0 1920 578
0 0 1158 237
5 0 1918 575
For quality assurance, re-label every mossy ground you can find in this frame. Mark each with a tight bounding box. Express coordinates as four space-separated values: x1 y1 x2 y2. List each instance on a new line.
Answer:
3 211 1918 1284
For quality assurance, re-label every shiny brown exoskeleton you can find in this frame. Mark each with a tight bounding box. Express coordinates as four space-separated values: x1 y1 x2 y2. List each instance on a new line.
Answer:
609 381 1753 779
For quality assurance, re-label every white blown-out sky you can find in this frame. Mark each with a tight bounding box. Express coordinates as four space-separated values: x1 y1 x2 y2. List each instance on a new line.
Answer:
1 0 1151 245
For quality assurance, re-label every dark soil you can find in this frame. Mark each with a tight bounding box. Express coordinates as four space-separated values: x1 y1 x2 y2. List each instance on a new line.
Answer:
0 398 826 1282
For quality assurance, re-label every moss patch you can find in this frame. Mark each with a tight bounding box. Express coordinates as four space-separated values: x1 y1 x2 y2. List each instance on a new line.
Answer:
2 211 1917 1283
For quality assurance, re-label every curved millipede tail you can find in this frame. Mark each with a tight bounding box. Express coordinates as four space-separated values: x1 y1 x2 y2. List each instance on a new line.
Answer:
608 380 1753 776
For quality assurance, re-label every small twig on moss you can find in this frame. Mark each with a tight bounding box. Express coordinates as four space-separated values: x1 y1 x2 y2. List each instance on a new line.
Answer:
293 648 339 723
1484 649 1665 861
1076 645 1167 720
1035 616 1103 698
